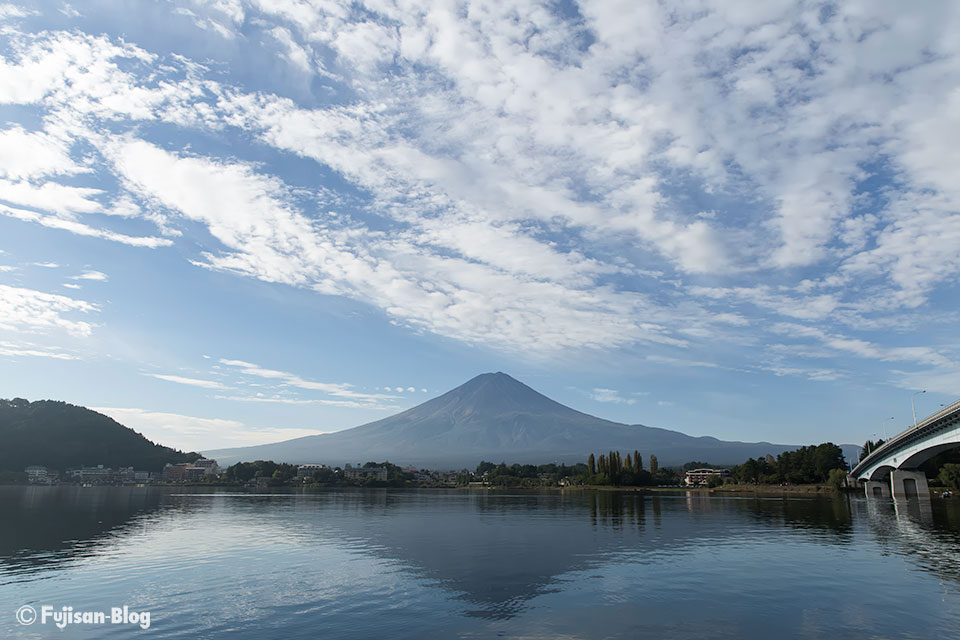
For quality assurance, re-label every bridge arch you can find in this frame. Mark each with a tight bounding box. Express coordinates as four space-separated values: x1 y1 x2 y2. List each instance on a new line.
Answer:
896 441 960 471
866 464 895 482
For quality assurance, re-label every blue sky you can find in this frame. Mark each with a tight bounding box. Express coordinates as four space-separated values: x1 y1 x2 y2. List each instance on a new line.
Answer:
1 1 959 453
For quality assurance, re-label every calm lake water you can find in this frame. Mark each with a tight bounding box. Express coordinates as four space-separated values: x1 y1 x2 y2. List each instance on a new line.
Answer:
2 487 960 638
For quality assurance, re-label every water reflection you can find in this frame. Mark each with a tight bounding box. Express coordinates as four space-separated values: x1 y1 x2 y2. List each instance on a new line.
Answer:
0 487 218 579
1 487 960 638
859 495 960 587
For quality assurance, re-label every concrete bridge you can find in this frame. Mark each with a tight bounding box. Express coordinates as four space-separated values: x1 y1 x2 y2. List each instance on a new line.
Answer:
851 397 960 498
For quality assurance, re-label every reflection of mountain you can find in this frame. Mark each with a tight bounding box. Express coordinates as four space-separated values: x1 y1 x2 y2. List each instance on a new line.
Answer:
206 373 803 467
266 490 863 618
0 486 189 576
6 487 960 625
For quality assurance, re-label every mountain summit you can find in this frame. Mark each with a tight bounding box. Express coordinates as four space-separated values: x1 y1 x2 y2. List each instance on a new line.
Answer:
418 372 579 419
205 372 801 468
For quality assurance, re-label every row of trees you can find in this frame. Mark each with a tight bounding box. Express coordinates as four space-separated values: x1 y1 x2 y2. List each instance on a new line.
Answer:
473 453 679 487
584 450 677 486
475 461 588 487
222 460 414 487
588 451 657 475
730 443 846 485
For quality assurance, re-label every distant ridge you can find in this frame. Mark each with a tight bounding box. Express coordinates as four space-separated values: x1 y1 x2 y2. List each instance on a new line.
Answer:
205 372 824 468
0 398 199 472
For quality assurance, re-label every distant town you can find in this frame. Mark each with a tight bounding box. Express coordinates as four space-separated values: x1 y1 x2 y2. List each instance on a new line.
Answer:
19 456 733 489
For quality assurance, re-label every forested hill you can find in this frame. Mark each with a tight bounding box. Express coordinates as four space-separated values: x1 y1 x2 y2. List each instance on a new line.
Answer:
0 398 199 472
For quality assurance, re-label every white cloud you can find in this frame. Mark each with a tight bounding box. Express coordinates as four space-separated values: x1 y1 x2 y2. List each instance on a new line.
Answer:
0 178 104 215
0 126 87 180
589 388 636 405
770 323 953 368
0 5 958 388
219 358 397 402
0 4 34 19
71 270 108 281
0 283 97 336
217 393 400 410
91 406 323 451
144 373 229 390
894 369 960 397
269 26 312 73
646 355 723 370
0 203 173 248
107 137 678 352
0 340 77 360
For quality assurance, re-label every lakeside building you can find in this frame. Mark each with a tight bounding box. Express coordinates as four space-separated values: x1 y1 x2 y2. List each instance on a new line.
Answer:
190 457 220 476
66 465 116 484
161 463 189 482
684 468 730 486
37 464 152 485
183 466 207 481
25 465 52 484
161 457 220 482
297 463 327 479
343 466 388 482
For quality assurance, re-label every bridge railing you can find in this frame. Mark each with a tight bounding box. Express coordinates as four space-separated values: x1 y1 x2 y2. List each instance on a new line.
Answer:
853 396 960 474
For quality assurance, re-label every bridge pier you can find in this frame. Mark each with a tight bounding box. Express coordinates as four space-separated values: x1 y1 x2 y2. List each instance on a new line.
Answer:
890 470 929 499
864 481 890 498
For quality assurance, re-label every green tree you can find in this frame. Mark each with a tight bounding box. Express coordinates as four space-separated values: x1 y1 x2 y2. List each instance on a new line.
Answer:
476 461 497 475
939 464 960 491
587 453 596 475
0 398 199 473
634 451 642 472
649 454 658 474
828 468 848 492
625 453 633 473
860 440 884 461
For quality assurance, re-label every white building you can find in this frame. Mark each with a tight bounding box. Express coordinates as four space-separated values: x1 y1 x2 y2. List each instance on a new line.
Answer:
190 458 220 476
25 465 49 484
297 464 327 478
684 468 730 486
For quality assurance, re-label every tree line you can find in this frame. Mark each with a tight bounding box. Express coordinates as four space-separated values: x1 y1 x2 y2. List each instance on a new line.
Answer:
729 443 846 485
582 450 677 486
223 460 414 487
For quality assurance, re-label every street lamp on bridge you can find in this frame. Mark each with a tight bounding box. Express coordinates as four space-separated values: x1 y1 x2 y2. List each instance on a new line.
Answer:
912 390 926 429
881 416 894 441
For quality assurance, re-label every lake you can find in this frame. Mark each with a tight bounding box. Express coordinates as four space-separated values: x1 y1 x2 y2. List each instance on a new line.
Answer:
2 486 959 638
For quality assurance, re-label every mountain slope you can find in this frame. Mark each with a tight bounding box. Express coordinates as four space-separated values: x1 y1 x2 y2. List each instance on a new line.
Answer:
0 398 199 472
205 372 805 468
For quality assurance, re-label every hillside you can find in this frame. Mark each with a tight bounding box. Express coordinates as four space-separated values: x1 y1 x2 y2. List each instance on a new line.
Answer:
205 372 812 468
0 398 199 472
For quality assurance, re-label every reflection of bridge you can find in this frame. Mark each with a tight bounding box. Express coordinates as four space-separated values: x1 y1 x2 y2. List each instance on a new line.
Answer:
851 398 960 498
